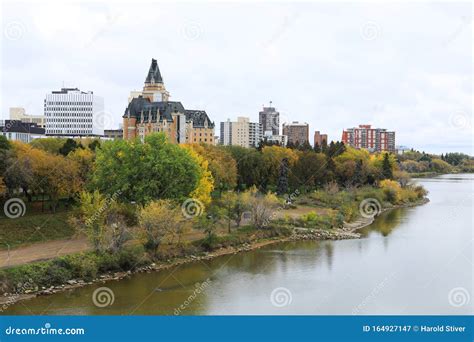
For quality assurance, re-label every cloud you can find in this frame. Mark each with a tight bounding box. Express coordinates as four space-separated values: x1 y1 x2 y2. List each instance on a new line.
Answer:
1 1 472 154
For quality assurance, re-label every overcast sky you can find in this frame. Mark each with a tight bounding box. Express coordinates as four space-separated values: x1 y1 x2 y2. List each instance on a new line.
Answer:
1 1 472 154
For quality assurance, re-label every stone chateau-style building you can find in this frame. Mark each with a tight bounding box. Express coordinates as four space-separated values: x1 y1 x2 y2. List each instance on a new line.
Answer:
123 59 215 144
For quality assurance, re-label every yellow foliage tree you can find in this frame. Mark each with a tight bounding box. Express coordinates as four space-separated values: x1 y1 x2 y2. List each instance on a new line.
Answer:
183 146 214 207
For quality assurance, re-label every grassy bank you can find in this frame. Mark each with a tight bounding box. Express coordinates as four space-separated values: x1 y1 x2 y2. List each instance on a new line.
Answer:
0 211 75 249
0 182 427 297
0 226 291 295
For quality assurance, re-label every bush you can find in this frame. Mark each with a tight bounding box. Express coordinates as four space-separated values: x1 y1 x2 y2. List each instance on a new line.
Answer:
379 180 402 204
0 247 151 294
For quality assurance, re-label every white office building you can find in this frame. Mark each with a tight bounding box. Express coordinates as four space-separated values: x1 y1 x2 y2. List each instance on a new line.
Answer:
44 88 104 136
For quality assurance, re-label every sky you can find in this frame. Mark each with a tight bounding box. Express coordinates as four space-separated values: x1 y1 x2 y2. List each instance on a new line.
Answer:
1 1 472 154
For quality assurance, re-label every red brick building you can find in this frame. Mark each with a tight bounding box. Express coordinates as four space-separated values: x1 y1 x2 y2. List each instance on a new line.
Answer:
341 125 395 152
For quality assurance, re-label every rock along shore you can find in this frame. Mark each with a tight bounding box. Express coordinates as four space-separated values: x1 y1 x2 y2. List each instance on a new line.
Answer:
0 198 429 308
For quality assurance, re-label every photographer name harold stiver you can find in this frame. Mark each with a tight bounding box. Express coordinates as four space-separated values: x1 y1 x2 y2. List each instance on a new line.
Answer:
420 325 466 333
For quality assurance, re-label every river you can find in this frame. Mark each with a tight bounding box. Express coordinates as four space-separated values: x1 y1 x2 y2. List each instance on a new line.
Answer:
4 174 473 315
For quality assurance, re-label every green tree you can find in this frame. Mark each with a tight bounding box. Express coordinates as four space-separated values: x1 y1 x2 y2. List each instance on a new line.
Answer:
59 138 83 156
382 153 394 179
276 158 289 195
92 133 200 205
219 191 248 232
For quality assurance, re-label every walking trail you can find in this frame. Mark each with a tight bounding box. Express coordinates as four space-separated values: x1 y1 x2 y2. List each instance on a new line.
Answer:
0 238 90 268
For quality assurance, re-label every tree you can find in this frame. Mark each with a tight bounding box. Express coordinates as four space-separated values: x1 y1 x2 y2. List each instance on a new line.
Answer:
92 133 201 205
276 158 289 195
67 148 95 187
430 159 452 173
30 137 66 154
0 177 6 198
196 205 222 249
353 159 367 186
72 191 132 253
59 138 83 156
261 145 298 188
242 188 279 229
88 139 101 152
382 153 394 179
219 191 248 232
225 146 268 190
186 144 237 193
0 136 10 151
138 200 187 257
184 146 214 207
290 151 326 191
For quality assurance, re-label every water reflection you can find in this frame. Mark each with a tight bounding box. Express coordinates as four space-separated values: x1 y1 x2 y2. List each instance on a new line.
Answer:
4 175 472 315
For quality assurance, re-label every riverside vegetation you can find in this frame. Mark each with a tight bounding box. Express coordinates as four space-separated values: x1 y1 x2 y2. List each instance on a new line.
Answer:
0 133 431 297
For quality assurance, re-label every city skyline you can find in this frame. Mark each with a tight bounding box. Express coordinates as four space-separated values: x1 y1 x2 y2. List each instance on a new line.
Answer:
1 2 471 154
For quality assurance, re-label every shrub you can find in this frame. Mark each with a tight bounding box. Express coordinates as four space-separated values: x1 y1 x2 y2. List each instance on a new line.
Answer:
379 180 402 204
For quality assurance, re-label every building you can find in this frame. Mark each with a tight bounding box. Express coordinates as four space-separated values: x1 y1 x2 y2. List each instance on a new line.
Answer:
0 120 45 143
44 88 104 137
10 107 45 128
313 131 328 147
342 124 395 152
396 145 411 155
282 122 309 145
259 103 280 135
123 59 215 144
103 129 123 140
220 117 262 148
263 131 288 146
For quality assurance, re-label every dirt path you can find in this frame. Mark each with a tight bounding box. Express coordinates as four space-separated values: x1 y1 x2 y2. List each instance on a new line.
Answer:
0 238 90 268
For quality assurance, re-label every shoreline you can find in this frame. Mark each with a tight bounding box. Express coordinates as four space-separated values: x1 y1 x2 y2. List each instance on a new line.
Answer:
0 197 429 309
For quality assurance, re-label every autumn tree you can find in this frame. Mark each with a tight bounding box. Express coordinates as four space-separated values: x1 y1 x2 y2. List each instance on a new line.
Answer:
72 191 131 253
242 187 280 229
138 200 188 256
186 144 237 193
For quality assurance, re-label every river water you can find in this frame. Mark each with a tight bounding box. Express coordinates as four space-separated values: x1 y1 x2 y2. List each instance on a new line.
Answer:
4 174 473 315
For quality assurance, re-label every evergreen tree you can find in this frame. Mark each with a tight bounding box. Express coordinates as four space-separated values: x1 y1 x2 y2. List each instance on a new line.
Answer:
382 153 393 179
276 158 289 195
353 159 364 185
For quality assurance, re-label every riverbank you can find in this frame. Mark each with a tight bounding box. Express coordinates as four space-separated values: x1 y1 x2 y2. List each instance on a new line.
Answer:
0 197 429 309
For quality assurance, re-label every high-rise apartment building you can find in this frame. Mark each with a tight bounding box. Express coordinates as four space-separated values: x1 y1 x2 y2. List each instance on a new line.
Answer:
341 124 395 152
44 88 104 136
282 122 309 145
220 117 262 148
123 59 215 144
314 131 328 147
259 104 280 136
